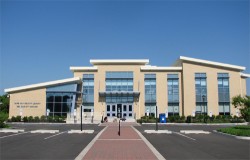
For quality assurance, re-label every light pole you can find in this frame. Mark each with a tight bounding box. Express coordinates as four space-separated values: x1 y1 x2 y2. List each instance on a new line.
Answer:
202 95 206 123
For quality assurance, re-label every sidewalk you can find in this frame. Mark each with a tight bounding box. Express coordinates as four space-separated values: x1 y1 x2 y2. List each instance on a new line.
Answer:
76 122 165 160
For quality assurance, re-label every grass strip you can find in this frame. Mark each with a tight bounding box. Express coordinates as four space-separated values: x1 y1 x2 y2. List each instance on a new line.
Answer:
217 125 250 137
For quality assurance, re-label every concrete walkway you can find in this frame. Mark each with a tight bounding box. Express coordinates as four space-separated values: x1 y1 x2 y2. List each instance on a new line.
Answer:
76 122 165 160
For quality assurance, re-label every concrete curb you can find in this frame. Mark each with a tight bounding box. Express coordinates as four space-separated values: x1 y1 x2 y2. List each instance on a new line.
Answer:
0 129 25 133
132 126 166 160
74 126 108 160
144 130 172 134
141 122 248 126
180 130 210 134
68 130 94 134
213 130 250 140
30 130 59 133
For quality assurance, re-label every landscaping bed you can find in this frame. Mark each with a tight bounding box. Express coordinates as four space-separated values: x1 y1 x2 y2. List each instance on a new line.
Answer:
217 125 250 137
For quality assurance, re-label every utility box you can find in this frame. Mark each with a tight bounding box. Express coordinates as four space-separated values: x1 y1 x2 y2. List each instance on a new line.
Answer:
159 113 167 123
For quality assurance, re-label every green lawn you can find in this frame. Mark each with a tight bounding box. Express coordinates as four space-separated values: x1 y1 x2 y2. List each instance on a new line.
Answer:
217 125 250 137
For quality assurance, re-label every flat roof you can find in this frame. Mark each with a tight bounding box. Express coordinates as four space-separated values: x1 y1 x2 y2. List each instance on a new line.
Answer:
5 77 81 93
90 59 149 65
175 56 246 71
241 73 250 78
70 66 98 71
141 66 182 71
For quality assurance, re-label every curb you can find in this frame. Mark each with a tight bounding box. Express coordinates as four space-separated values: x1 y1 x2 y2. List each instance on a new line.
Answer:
213 130 250 140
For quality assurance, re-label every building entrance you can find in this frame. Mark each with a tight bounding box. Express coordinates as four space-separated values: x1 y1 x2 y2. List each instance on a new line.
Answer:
106 103 133 118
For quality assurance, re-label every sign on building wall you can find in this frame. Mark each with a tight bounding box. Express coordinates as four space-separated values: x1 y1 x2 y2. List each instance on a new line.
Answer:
14 102 41 108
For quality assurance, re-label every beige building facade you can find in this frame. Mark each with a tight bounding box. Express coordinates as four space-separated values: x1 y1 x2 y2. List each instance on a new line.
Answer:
5 56 250 123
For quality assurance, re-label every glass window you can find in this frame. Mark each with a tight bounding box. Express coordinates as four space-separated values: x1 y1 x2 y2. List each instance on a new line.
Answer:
82 74 94 103
219 102 230 115
145 74 156 103
168 74 179 103
195 73 207 102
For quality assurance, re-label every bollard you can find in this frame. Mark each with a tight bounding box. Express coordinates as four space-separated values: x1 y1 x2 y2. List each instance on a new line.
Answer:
81 105 82 131
156 106 158 131
118 119 120 136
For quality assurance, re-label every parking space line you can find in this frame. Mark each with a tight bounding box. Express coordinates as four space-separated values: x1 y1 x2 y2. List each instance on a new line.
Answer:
44 131 67 140
0 132 29 139
174 132 196 141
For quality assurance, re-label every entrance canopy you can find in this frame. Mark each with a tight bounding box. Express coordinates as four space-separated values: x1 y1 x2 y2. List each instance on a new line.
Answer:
99 91 140 97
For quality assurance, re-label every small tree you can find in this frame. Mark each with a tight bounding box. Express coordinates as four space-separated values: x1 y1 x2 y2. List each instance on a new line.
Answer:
232 95 250 122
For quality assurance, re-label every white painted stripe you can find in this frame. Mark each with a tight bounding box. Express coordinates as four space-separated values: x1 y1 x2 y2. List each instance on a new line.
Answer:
44 131 66 140
174 132 196 141
180 130 210 134
0 129 24 133
132 126 166 160
98 139 142 141
30 130 59 133
75 126 108 160
0 132 29 139
68 130 94 134
144 130 172 134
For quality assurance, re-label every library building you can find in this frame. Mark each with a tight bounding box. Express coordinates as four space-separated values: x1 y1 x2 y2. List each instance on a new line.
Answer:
4 56 250 123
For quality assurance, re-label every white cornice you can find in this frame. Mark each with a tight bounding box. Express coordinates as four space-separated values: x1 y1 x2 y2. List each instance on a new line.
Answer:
180 56 246 71
240 73 250 78
4 77 81 93
90 59 149 65
70 66 98 71
141 66 182 71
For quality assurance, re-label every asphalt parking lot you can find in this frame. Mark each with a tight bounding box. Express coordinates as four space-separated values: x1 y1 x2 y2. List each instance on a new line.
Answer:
0 124 104 160
1 123 249 160
135 124 250 160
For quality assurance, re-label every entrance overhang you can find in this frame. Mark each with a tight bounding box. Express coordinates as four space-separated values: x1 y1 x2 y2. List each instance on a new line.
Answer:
99 91 140 97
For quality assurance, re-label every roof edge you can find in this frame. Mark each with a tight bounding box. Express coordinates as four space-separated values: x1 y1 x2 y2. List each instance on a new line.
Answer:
240 73 250 78
70 66 98 71
141 66 182 71
90 59 149 65
180 56 246 71
4 77 81 93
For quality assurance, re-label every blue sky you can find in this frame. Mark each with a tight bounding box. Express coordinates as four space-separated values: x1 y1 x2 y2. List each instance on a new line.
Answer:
1 0 249 94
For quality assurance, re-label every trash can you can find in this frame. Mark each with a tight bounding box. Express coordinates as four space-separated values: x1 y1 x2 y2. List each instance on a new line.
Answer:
159 113 167 123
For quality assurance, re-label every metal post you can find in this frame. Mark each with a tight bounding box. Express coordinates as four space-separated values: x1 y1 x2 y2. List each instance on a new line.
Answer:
156 106 158 131
81 105 82 131
202 95 206 123
118 119 120 136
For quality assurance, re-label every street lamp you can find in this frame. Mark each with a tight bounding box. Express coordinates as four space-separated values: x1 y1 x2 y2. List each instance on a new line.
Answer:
202 95 206 123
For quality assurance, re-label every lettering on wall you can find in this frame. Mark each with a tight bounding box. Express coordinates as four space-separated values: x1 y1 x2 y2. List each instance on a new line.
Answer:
14 102 41 108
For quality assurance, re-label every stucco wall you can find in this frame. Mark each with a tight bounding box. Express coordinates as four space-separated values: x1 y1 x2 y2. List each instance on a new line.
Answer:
182 62 245 116
73 65 183 120
9 88 46 118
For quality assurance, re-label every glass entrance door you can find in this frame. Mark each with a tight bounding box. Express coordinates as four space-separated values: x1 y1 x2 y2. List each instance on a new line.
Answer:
106 103 133 118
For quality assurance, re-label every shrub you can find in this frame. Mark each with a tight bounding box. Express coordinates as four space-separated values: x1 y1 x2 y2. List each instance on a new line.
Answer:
23 116 28 122
54 115 60 122
16 116 21 122
40 115 47 122
0 112 9 128
11 116 16 122
28 116 34 122
34 116 40 122
47 116 54 122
